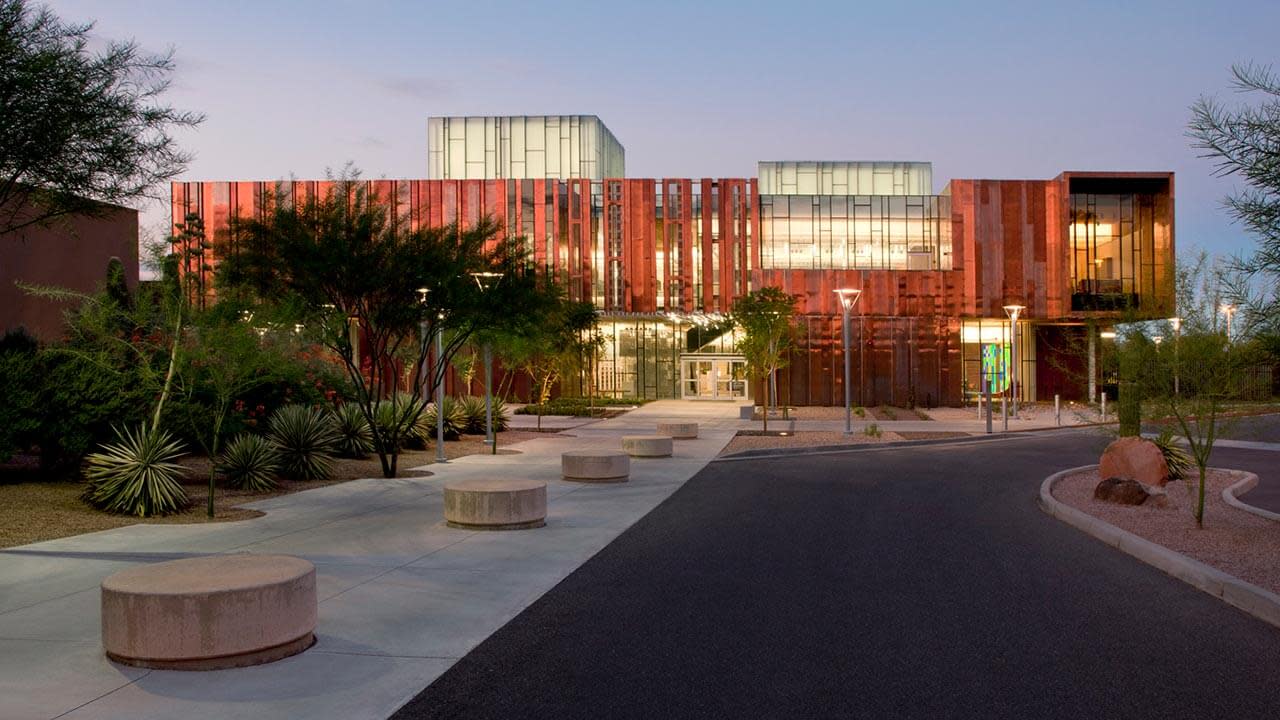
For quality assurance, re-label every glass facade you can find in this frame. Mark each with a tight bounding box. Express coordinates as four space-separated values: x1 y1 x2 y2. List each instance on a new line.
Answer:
758 161 932 196
1069 189 1169 311
428 115 625 181
959 319 1035 402
584 316 741 400
758 194 952 271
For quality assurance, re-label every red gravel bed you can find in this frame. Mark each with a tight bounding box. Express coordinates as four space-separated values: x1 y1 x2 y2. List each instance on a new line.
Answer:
1052 467 1280 595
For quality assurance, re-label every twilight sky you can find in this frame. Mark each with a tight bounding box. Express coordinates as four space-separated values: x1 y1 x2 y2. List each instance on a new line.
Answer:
48 0 1280 260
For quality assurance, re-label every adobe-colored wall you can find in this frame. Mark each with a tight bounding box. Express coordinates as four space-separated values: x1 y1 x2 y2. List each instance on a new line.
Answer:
0 206 139 341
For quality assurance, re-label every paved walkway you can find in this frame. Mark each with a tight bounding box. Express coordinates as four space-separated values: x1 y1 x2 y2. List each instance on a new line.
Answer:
394 429 1280 719
0 401 738 720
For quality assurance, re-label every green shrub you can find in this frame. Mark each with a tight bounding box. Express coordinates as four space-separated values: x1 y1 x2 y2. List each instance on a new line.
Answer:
864 423 882 439
82 423 189 517
330 404 372 458
422 396 466 440
457 395 509 433
1152 428 1192 481
371 394 423 452
854 406 866 418
218 434 280 492
268 405 338 481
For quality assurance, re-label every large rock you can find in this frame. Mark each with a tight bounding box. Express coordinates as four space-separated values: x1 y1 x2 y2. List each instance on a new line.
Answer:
1094 477 1150 505
1099 436 1170 488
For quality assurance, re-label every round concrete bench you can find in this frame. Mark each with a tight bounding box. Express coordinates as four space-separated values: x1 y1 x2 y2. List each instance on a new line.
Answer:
656 422 699 439
101 554 316 670
622 435 674 458
444 478 547 530
562 451 630 483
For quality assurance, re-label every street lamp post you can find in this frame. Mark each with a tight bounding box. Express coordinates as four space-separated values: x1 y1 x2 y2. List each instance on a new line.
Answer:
1003 304 1025 418
470 272 504 455
1170 317 1181 396
416 288 448 464
834 288 862 436
1221 304 1236 343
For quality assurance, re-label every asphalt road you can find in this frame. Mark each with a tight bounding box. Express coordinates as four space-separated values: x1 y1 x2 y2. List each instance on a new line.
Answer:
393 429 1280 719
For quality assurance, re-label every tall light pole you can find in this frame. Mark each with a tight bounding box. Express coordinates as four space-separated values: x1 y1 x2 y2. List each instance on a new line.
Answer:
1170 316 1181 396
1003 304 1025 418
1221 303 1236 343
416 288 448 464
471 271 503 454
834 288 862 436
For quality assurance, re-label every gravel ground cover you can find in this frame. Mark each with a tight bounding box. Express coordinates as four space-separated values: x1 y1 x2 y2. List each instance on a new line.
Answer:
1052 467 1280 595
720 430 903 455
0 430 545 548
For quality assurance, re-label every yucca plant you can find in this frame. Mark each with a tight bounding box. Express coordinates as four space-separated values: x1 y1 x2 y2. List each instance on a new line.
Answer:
83 423 189 517
330 403 372 458
422 396 466 440
218 433 280 492
268 404 339 481
371 393 421 453
1152 427 1193 482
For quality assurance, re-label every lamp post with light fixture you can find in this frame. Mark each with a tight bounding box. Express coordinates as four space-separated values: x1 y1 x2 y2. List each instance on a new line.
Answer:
1170 317 1181 396
1220 304 1236 343
1003 304 1025 418
470 272 504 454
834 288 862 435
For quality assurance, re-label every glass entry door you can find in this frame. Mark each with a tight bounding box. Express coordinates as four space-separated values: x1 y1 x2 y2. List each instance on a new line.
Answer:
681 355 748 400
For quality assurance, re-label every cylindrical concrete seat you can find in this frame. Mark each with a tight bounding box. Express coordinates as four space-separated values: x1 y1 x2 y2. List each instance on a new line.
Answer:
444 478 547 530
101 554 316 670
622 435 674 458
656 422 699 439
562 451 630 483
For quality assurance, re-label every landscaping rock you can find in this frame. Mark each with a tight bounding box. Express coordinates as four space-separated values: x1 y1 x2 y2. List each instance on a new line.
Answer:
1099 437 1170 487
1094 477 1150 505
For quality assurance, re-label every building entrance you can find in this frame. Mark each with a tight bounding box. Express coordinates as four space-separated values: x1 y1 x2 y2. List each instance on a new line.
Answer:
680 354 748 400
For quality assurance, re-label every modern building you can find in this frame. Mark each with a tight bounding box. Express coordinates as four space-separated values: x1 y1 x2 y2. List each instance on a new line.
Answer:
172 116 1174 406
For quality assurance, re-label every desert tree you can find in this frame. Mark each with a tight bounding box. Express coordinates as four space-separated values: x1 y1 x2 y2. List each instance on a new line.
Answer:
0 0 202 235
218 170 557 478
731 286 800 431
1189 62 1280 355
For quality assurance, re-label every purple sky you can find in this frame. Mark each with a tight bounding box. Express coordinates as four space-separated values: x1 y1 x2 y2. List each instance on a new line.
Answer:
48 0 1279 260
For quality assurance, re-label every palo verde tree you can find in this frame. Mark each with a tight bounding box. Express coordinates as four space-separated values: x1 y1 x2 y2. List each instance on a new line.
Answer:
0 0 202 235
731 286 801 432
1190 62 1280 355
493 294 599 428
218 170 555 478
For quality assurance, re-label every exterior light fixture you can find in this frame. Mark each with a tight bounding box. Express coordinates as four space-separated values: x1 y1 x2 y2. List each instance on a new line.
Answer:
468 272 505 452
1100 330 1117 340
1220 303 1236 342
1003 304 1025 417
1152 335 1163 346
1169 317 1182 396
834 288 862 435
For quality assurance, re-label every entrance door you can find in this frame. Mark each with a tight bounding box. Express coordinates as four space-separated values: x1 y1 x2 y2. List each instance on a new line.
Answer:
681 355 748 400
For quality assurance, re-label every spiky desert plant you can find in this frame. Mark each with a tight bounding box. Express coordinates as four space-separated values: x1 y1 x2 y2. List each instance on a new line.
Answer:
218 433 280 492
422 396 466 440
459 395 486 434
267 404 338 481
1152 427 1193 482
83 423 189 517
330 403 372 459
491 397 510 432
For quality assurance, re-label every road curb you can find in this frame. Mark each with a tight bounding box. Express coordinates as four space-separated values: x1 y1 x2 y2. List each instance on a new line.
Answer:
1039 464 1280 630
1221 472 1280 522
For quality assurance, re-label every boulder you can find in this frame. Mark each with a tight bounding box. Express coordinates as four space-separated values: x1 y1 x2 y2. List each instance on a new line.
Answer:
1094 477 1150 505
1099 437 1170 488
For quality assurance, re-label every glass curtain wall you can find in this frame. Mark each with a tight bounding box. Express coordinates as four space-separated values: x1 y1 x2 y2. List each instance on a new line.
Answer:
960 319 1035 403
1069 192 1160 311
584 316 740 400
759 195 952 271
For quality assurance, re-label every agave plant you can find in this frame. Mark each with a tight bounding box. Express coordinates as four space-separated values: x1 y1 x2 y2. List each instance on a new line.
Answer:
372 393 424 452
83 423 189 517
329 403 372 458
218 433 280 492
268 404 339 481
1152 427 1192 482
422 396 466 440
459 395 486 434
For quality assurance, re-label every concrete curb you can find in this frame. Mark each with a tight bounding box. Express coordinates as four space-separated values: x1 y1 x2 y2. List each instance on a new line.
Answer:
714 428 1082 461
1222 472 1280 522
1039 464 1280 630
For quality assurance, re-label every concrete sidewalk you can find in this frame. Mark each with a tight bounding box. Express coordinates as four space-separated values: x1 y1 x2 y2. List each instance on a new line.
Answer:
0 400 737 720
